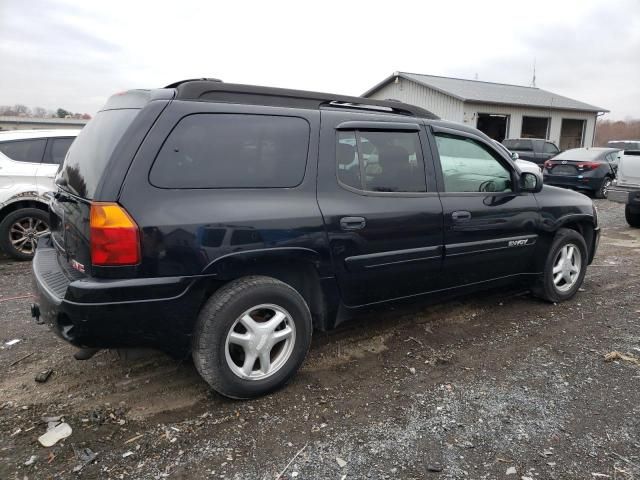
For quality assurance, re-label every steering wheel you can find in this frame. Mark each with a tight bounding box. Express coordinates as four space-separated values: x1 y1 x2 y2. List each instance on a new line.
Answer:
479 180 497 192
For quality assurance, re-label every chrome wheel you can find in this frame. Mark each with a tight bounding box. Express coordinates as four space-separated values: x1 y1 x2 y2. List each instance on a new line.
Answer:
552 243 582 292
9 216 49 255
225 304 296 381
601 178 611 197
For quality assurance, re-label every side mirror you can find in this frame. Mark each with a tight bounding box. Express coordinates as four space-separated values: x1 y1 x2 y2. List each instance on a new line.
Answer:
520 171 542 193
511 152 519 161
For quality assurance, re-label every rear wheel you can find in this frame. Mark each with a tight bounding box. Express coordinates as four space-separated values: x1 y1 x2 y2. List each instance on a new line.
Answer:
0 208 50 260
626 205 640 228
595 176 612 199
532 228 588 303
192 276 312 399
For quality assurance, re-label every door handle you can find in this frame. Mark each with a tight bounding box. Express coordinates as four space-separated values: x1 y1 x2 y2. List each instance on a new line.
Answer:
340 216 366 231
451 211 472 222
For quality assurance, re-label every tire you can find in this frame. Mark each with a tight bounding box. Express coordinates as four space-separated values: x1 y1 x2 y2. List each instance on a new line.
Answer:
626 205 640 228
0 208 50 261
595 176 612 199
531 228 588 303
192 276 312 399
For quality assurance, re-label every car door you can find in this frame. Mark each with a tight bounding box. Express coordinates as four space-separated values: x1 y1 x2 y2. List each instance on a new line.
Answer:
429 125 541 287
316 110 443 307
0 138 46 191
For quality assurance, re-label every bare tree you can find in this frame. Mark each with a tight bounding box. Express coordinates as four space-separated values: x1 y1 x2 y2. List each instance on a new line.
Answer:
595 119 640 146
32 107 48 118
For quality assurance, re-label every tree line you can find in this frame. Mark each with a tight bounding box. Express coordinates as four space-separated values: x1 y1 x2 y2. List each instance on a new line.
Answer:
595 119 640 146
0 104 91 120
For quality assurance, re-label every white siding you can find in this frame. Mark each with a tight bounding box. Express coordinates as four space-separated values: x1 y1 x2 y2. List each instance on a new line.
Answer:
367 78 464 121
463 102 597 147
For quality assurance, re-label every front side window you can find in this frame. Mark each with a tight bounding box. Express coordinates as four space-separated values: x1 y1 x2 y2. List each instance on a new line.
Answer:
45 137 74 165
435 133 513 193
0 139 46 163
336 130 426 193
544 142 559 154
151 114 309 189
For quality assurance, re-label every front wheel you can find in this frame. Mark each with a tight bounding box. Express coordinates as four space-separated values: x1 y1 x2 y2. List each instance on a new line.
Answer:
192 276 312 399
595 177 612 199
532 228 588 303
0 208 50 261
626 205 640 228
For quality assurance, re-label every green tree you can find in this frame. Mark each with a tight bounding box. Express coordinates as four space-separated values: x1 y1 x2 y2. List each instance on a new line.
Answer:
56 108 70 118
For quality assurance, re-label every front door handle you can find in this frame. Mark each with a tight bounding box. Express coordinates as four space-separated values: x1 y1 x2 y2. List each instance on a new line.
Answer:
340 216 366 231
451 210 472 222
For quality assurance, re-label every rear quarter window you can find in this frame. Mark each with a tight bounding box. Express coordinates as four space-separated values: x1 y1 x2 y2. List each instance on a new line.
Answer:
150 114 310 189
503 139 533 151
0 139 46 163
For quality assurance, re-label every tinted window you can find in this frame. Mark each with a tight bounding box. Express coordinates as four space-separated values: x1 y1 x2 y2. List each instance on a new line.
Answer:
503 139 533 151
57 109 139 198
608 141 640 150
543 142 559 154
336 130 426 193
435 134 512 193
0 139 46 163
150 114 309 189
44 137 74 165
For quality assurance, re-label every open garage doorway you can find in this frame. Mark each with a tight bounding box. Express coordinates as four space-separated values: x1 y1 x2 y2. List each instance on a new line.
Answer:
476 114 509 142
521 116 549 139
559 119 585 150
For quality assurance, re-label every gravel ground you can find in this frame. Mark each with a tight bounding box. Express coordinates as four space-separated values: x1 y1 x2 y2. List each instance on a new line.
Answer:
1 199 639 480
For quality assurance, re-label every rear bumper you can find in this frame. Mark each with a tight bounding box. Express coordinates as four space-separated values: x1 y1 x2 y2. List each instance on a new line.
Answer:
607 186 640 205
544 174 601 192
32 238 204 352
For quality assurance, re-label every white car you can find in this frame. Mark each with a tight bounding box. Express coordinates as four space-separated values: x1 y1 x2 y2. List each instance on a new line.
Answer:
0 129 80 260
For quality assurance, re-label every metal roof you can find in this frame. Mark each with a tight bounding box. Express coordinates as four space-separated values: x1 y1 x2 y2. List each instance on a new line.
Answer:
364 72 608 113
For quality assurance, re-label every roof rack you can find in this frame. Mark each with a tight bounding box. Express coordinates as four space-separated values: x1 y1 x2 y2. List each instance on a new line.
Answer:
169 80 438 119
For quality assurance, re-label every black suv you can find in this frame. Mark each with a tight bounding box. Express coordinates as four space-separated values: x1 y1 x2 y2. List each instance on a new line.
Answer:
32 80 600 398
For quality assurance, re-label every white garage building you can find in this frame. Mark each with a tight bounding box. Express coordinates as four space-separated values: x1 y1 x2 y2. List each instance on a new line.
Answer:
363 72 608 149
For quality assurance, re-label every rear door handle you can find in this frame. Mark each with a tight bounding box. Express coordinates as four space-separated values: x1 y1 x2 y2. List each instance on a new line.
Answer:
451 211 471 222
340 216 366 231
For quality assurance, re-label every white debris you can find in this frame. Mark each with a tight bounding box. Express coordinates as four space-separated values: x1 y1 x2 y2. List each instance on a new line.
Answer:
122 451 134 458
409 367 416 374
24 455 37 466
5 339 20 346
506 466 517 475
336 457 347 468
38 422 72 447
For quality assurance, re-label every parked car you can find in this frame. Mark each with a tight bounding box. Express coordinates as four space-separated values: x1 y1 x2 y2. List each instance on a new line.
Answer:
31 80 599 399
543 147 620 198
607 140 640 151
502 138 560 166
0 129 79 259
493 140 543 180
607 149 640 227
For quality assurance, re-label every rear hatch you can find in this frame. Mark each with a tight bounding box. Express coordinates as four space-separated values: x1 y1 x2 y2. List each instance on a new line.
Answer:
50 104 143 276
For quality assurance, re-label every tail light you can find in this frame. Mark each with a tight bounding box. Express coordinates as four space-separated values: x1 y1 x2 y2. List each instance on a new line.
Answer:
577 162 601 170
90 202 140 266
544 160 553 169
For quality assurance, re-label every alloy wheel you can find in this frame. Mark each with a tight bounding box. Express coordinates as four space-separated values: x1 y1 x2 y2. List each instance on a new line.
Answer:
9 217 49 256
224 304 296 380
552 243 582 292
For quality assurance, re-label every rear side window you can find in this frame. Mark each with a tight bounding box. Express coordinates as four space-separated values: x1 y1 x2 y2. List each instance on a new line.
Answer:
543 142 559 154
336 130 426 193
503 139 533 151
58 109 139 198
44 137 74 165
150 114 310 189
0 139 46 163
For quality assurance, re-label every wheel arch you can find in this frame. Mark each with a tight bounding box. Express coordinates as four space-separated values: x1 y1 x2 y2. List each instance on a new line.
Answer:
0 198 49 224
198 248 330 331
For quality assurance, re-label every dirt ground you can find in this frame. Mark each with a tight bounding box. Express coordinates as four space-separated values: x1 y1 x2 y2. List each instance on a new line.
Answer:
1 199 639 480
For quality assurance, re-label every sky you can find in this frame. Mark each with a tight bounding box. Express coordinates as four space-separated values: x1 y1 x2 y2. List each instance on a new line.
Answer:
0 0 638 120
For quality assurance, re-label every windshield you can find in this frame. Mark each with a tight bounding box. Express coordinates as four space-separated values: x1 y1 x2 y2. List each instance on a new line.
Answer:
608 141 640 150
56 109 139 198
503 139 532 151
554 149 605 161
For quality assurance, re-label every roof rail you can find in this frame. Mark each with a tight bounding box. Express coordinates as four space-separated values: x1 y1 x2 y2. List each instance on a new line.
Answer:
168 80 438 119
